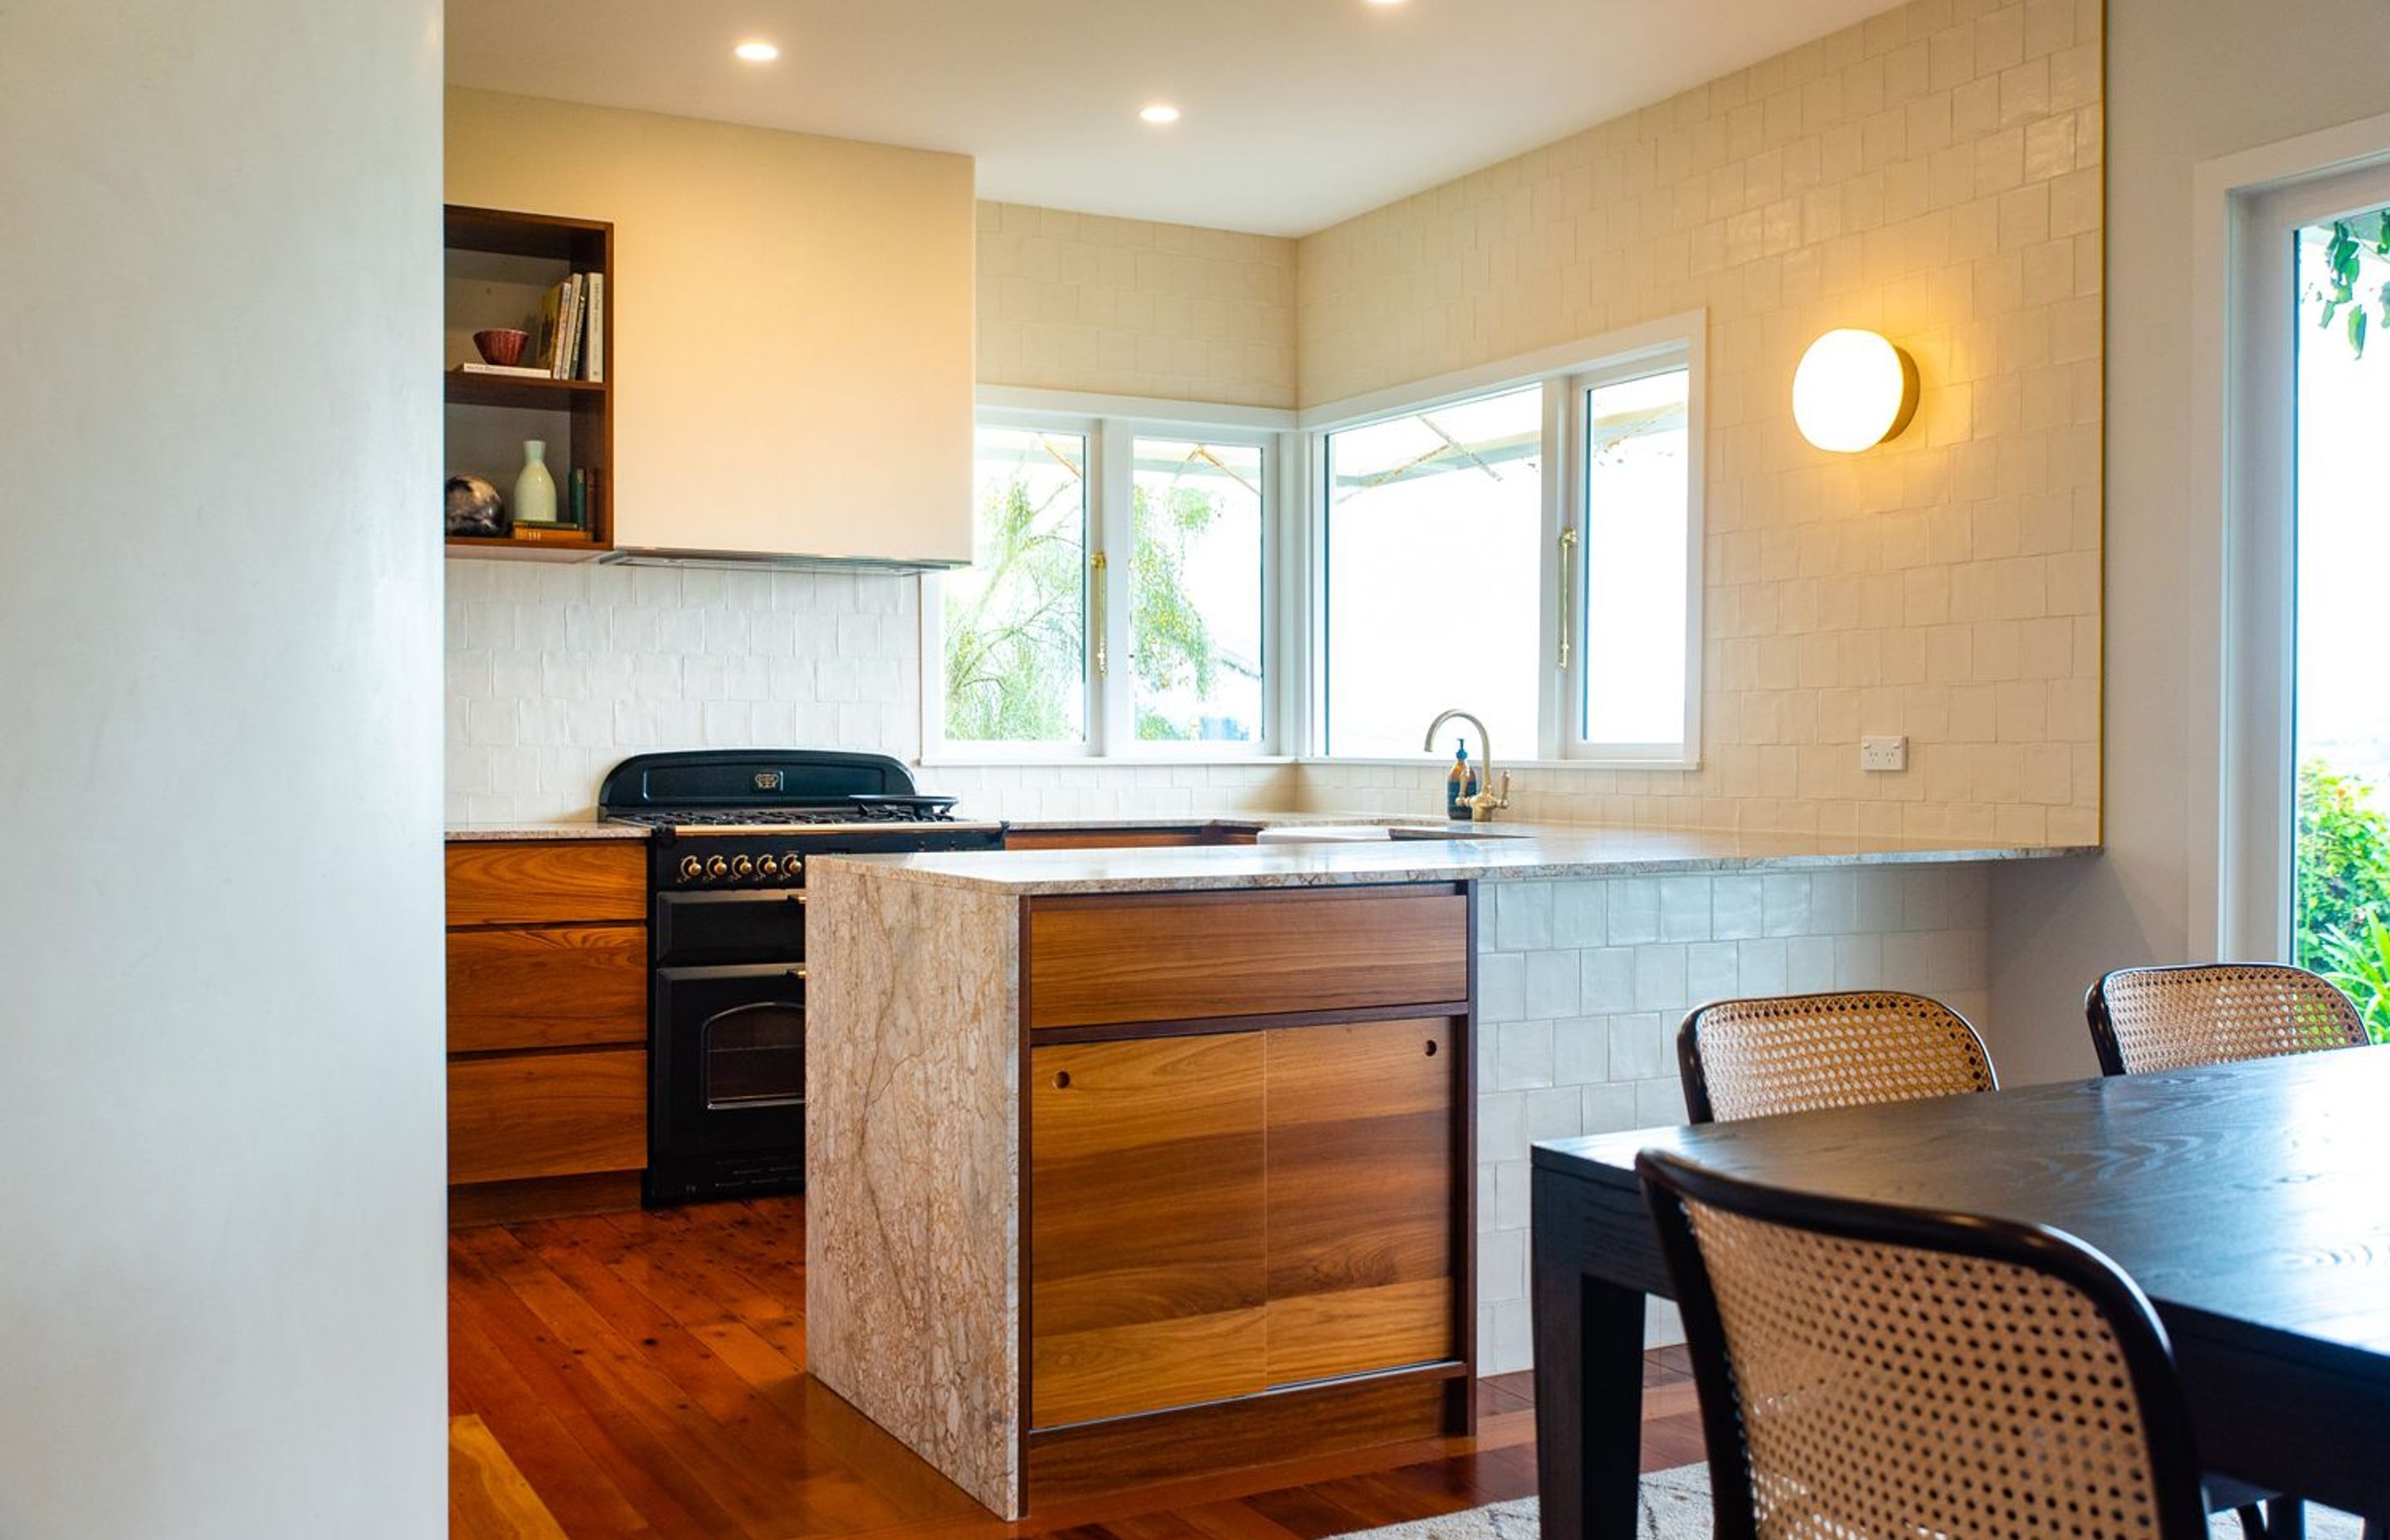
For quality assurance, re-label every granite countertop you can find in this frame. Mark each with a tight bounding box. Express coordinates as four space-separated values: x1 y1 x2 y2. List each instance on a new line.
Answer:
444 820 651 842
812 824 2096 894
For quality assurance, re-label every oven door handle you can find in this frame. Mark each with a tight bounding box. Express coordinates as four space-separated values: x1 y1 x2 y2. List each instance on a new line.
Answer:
786 966 807 983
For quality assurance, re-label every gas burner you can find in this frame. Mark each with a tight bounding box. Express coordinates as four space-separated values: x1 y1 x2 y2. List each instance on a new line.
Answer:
607 796 961 830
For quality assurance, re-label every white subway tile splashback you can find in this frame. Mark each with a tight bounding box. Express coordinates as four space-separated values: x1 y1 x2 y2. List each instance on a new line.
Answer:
444 560 923 823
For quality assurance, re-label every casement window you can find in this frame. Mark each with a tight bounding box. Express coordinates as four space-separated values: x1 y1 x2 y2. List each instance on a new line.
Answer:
1310 314 1705 766
928 410 1279 758
929 315 1701 767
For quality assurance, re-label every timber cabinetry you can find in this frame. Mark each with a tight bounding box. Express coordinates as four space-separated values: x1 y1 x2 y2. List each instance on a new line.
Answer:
1020 883 1476 1503
446 839 649 1224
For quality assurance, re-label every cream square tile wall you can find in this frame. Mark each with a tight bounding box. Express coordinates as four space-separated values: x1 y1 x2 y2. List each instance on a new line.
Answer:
1471 862 1992 1369
445 561 921 823
977 201 1299 410
1297 0 2102 846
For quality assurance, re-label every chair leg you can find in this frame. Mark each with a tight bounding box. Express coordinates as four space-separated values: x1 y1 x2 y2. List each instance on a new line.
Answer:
2263 1501 2305 1540
2361 1520 2383 1540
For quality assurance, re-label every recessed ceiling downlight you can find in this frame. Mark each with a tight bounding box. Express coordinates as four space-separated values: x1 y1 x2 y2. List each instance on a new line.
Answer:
734 41 780 62
1139 104 1182 124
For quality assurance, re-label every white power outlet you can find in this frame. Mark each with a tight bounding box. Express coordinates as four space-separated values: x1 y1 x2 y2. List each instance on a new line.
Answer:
1860 734 1909 772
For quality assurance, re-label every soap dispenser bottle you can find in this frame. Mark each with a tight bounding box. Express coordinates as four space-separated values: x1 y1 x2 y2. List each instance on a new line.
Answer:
1446 740 1478 821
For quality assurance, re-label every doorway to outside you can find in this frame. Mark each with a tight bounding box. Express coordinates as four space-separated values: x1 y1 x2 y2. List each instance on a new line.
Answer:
2294 200 2390 1040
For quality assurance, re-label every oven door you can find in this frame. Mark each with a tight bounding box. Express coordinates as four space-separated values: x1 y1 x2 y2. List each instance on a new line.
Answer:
649 962 807 1202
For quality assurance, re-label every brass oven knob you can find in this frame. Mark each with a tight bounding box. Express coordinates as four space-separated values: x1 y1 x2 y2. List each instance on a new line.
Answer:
757 855 780 879
705 855 729 880
731 855 754 880
678 855 703 882
784 851 805 878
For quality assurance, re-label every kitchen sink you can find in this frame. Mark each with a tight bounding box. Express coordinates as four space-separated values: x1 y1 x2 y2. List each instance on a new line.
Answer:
1253 823 1526 843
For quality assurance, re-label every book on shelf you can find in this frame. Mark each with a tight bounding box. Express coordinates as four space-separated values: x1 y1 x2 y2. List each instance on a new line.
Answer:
584 273 605 383
553 274 580 379
528 272 606 383
510 522 589 544
455 362 553 378
535 281 564 373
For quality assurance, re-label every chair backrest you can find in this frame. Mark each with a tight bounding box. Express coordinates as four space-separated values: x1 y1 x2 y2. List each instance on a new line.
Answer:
2085 962 2369 1076
1637 1149 2212 1540
1676 991 1997 1124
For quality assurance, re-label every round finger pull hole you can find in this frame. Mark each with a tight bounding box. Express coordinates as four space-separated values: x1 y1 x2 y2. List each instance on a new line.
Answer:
1424 1040 1439 1057
1052 1070 1071 1089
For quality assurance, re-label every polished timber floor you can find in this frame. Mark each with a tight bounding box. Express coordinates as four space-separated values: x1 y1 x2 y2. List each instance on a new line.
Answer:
448 1196 1703 1540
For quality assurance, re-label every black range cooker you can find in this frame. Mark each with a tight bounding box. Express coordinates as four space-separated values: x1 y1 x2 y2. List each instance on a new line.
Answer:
597 749 1005 1204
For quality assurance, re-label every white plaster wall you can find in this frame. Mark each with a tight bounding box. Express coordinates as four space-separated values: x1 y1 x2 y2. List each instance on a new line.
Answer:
1471 863 1990 1368
1984 0 2390 1083
0 2 447 1535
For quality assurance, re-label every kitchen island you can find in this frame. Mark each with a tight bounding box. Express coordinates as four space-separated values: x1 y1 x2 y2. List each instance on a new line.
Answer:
802 827 2087 1517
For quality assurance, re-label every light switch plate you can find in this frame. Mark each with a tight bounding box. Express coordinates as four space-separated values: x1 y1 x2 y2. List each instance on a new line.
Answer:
1860 734 1908 772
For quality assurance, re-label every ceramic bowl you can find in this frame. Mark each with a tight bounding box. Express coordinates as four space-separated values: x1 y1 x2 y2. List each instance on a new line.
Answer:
472 328 529 367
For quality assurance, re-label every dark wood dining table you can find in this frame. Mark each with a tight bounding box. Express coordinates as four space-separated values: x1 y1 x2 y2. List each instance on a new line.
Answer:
1530 1046 2390 1540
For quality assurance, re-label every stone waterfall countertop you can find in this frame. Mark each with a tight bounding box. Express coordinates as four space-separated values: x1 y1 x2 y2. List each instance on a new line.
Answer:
813 824 2095 895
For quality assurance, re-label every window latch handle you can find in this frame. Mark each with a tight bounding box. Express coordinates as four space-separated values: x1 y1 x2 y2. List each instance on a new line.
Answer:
1557 527 1580 671
1090 549 1109 676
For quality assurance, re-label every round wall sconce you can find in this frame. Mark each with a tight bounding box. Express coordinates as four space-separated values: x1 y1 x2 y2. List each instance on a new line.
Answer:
1792 329 1919 452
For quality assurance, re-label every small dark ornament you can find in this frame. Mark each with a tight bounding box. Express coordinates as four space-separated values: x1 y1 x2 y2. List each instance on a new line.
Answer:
446 473 508 538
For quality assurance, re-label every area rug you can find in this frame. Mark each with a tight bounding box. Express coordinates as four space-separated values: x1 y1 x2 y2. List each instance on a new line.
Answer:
1326 1466 2363 1540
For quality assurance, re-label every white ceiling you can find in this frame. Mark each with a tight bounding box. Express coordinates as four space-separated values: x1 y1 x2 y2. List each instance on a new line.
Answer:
446 0 1895 237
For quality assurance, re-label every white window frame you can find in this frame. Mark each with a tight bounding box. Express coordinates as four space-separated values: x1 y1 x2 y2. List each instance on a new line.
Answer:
2196 114 2390 959
922 388 1296 763
1295 310 1707 768
1560 341 1706 766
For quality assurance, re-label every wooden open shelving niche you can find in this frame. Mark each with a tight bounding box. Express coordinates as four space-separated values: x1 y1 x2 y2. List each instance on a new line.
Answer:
444 204 614 558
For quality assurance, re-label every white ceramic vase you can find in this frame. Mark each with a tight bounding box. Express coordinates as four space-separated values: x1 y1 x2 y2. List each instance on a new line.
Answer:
514 439 557 523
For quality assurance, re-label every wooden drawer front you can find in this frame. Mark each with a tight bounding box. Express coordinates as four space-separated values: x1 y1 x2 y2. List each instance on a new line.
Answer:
446 841 645 928
1265 1018 1457 1386
1026 888 1468 1031
447 1049 646 1187
1030 1034 1268 1427
446 926 648 1053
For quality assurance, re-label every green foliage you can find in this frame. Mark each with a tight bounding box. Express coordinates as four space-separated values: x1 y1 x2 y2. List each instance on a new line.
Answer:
2295 758 2390 964
2310 215 2390 358
1129 480 1219 741
2318 912 2390 1045
2295 758 2390 1042
940 472 1084 742
941 448 1239 743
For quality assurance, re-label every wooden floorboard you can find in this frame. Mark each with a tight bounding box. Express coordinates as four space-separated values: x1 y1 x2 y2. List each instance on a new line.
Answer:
451 1196 1705 1540
452 1414 575 1540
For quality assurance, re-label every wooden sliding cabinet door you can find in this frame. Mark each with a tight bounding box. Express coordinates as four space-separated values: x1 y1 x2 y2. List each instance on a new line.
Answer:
1021 880 1474 1484
1263 1016 1458 1386
1027 1033 1270 1427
